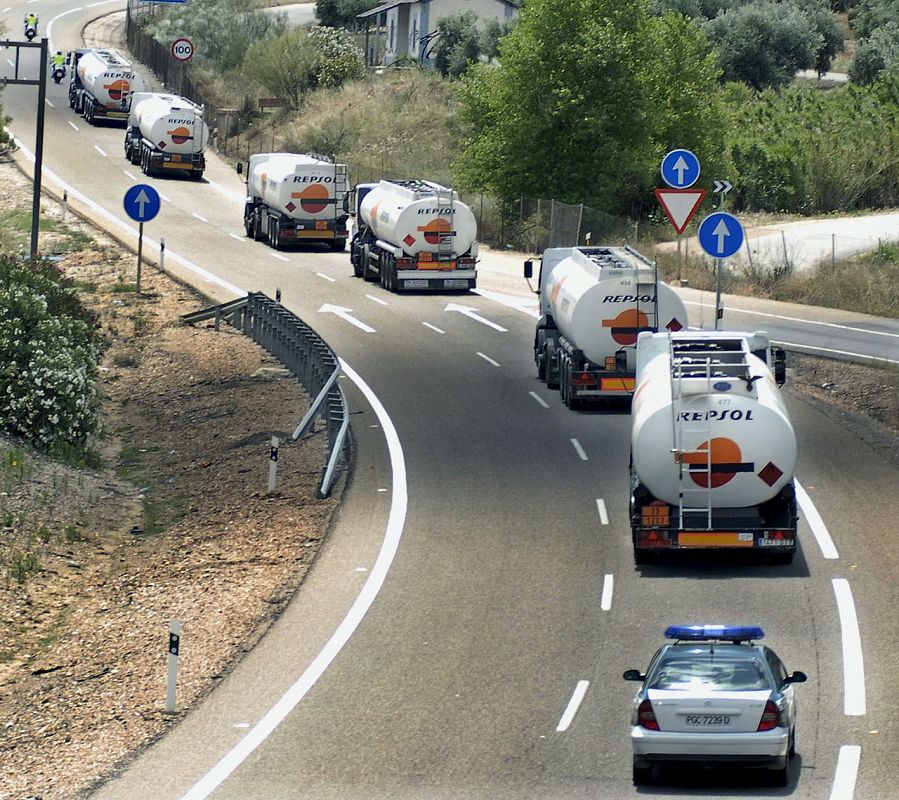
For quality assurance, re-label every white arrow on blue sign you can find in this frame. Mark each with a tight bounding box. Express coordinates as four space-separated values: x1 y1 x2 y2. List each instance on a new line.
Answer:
660 148 701 189
697 211 744 259
123 184 161 223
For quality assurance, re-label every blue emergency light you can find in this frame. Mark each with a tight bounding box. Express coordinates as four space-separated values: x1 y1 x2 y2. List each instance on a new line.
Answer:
665 625 765 642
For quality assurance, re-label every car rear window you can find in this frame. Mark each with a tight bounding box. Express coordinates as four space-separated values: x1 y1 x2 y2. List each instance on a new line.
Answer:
650 657 769 691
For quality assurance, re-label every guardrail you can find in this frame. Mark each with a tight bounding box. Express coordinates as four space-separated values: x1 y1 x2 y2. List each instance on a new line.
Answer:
181 293 348 498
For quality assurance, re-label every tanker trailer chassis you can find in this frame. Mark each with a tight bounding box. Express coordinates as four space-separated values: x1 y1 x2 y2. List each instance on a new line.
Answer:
534 317 633 408
629 466 798 565
350 232 477 293
245 202 348 252
125 129 205 179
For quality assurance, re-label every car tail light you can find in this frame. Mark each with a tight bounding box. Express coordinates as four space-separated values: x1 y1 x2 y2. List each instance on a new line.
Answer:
757 700 781 731
637 699 659 730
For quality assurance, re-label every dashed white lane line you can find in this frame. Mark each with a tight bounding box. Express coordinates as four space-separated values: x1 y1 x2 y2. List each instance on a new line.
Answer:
316 272 336 282
7 59 15 68
45 99 54 108
228 233 245 242
270 252 289 262
123 171 137 181
93 144 107 157
2 9 12 15
160 193 172 202
192 213 208 223
422 322 445 334
796 480 839 559
556 680 589 732
600 574 614 611
529 391 549 408
596 498 608 525
476 352 500 367
570 438 588 461
830 745 861 800
366 294 388 306
68 120 79 131
832 579 866 716
179 359 407 800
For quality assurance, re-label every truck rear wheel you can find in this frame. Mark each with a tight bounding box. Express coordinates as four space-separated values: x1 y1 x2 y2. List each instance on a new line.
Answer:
190 170 204 180
362 246 377 282
331 238 346 252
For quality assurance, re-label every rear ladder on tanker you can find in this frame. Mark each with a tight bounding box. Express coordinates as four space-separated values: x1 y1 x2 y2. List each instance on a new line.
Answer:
435 185 455 262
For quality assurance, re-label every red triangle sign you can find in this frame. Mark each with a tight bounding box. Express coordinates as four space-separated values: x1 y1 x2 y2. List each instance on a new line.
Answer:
656 188 707 234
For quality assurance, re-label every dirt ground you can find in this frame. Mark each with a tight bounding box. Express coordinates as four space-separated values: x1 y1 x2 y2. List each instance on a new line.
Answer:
0 152 898 800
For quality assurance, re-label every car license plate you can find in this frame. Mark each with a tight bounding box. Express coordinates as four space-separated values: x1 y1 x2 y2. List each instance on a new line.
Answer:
685 714 731 725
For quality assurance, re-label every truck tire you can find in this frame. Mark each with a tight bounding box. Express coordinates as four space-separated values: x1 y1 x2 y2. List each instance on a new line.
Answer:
83 103 92 124
190 170 204 180
544 342 559 390
362 246 377 282
352 246 363 278
68 89 76 109
253 212 266 242
331 238 346 252
244 214 254 239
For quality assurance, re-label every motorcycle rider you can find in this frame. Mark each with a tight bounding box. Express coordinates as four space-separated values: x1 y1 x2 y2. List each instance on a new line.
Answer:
24 12 38 32
52 51 66 70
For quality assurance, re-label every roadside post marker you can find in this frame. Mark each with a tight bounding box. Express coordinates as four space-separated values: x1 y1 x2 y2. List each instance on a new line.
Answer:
165 619 180 714
268 436 279 493
160 237 166 274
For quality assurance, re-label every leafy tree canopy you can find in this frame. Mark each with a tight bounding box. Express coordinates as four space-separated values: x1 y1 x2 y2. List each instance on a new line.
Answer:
433 11 481 78
455 0 724 216
315 0 380 32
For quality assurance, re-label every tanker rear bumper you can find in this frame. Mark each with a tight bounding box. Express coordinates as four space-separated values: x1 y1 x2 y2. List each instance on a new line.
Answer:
396 269 476 291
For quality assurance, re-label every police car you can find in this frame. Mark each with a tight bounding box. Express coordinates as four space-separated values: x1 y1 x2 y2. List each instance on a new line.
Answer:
623 626 807 786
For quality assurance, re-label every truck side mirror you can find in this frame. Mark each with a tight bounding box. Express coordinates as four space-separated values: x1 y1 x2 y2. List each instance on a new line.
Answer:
773 347 786 386
524 259 533 279
236 162 243 176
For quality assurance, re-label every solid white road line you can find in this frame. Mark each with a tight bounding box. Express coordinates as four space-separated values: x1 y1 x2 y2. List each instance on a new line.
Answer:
192 213 208 223
529 391 549 408
316 272 336 282
556 681 589 732
366 294 388 306
228 233 245 242
476 352 500 367
596 498 608 525
570 438 588 461
93 145 107 157
270 252 289 262
796 480 839 559
830 745 861 800
68 120 79 131
600 574 614 611
180 359 407 800
832 579 866 716
123 171 136 181
422 322 445 334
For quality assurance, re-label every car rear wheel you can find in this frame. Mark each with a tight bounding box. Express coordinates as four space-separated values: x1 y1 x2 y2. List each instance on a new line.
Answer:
632 761 653 786
769 762 789 787
788 728 797 759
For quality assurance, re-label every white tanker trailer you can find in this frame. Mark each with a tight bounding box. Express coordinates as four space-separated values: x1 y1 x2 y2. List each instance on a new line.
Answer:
125 93 209 179
349 180 478 292
238 153 349 251
629 329 797 564
68 48 144 124
524 246 689 407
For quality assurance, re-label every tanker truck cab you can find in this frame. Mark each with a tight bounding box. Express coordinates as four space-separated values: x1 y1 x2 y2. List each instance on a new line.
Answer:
629 330 799 565
66 49 89 111
526 246 688 409
349 179 478 292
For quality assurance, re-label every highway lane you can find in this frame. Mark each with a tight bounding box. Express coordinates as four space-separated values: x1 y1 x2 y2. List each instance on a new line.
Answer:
2 5 898 799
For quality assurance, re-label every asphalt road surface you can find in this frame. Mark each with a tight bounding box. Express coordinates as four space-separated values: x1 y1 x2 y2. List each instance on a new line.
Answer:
2 6 899 799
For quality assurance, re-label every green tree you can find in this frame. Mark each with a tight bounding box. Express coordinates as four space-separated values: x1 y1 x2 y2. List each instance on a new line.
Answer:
455 0 723 216
480 17 515 62
433 11 481 78
315 0 380 31
704 2 820 89
849 21 899 83
148 0 286 70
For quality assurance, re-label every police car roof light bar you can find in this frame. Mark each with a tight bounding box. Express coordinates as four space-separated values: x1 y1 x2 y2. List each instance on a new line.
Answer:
665 625 765 642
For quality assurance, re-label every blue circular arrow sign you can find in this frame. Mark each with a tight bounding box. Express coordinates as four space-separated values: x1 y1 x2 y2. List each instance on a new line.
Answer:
123 184 161 223
697 212 744 259
660 148 701 189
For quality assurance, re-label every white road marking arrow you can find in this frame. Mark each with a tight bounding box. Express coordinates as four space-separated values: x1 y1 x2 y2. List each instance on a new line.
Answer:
712 218 731 253
319 304 375 333
444 303 507 332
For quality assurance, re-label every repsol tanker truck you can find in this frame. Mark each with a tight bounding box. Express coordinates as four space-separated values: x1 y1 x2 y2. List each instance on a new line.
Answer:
125 93 209 179
349 180 478 292
629 329 797 564
237 153 349 251
68 48 144 124
524 246 688 408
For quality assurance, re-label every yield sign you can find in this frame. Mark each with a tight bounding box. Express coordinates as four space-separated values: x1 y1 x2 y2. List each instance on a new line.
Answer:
655 188 707 235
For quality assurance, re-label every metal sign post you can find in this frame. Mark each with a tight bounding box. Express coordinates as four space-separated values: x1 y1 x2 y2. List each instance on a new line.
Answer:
123 184 161 293
697 211 745 330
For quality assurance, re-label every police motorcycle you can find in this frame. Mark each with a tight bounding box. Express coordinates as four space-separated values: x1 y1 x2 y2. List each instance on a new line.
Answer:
51 52 67 84
24 18 38 41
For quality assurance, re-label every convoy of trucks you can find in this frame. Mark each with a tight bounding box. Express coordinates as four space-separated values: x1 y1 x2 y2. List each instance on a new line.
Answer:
349 179 479 292
524 246 688 408
125 92 209 179
629 329 797 564
238 153 350 250
68 48 144 124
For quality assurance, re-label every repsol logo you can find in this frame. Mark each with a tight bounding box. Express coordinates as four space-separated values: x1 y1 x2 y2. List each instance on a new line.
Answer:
417 207 457 215
101 71 131 78
168 118 195 125
604 294 655 303
678 409 755 421
292 175 335 183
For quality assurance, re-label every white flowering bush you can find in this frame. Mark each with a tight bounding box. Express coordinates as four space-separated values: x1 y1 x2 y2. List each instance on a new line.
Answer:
0 255 100 452
308 27 366 88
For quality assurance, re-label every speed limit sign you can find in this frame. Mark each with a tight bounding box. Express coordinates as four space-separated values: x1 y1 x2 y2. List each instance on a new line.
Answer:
171 38 194 62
